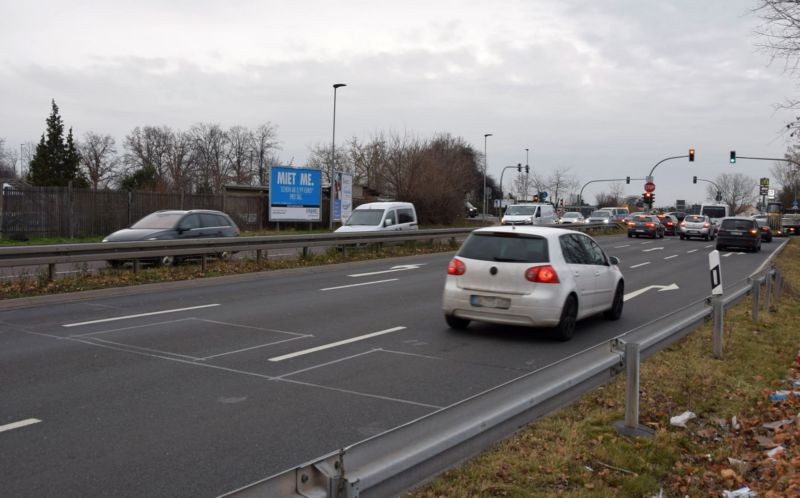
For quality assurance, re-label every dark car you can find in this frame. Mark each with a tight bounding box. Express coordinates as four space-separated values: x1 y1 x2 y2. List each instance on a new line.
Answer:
103 210 240 266
716 217 761 252
656 213 679 236
753 217 773 242
666 211 686 223
627 214 664 238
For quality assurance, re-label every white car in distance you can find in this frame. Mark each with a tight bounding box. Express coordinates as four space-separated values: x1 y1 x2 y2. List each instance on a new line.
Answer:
558 211 585 224
442 226 624 341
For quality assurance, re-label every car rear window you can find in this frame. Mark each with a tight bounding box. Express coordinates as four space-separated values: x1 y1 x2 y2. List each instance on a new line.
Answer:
685 215 704 223
721 219 754 230
458 232 549 263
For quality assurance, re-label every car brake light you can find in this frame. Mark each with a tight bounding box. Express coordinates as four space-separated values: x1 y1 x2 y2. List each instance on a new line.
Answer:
447 258 466 275
646 222 655 228
525 265 560 283
627 222 635 226
680 221 685 226
667 222 673 226
703 223 710 228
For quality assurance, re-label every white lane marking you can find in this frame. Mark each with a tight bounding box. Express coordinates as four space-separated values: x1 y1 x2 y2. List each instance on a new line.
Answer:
686 249 698 254
321 279 398 291
722 253 734 258
62 304 220 328
664 255 679 260
0 418 41 433
268 326 407 362
630 262 651 269
348 264 425 278
624 283 680 301
641 241 653 245
642 247 664 252
704 244 714 248
613 244 631 248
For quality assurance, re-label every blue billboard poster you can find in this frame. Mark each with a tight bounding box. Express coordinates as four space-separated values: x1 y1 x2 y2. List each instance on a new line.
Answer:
269 166 322 222
333 171 353 222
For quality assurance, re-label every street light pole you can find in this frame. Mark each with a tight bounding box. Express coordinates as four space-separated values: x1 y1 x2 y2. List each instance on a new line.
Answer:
483 133 492 218
330 83 346 229
525 148 530 201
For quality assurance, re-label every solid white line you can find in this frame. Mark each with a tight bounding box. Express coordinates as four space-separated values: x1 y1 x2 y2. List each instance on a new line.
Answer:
268 326 407 362
62 304 220 328
613 244 631 248
686 249 698 254
664 255 679 260
321 279 398 291
0 418 41 433
630 262 651 269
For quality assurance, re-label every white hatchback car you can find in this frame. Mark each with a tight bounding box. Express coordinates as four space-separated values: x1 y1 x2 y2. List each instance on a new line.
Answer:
442 226 624 341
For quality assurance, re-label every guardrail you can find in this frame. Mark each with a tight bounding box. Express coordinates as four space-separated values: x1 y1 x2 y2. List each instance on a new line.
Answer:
221 239 791 498
0 223 620 279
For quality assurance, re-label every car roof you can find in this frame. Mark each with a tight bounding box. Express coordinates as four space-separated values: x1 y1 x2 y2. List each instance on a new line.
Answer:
355 202 414 209
153 209 227 215
473 226 580 238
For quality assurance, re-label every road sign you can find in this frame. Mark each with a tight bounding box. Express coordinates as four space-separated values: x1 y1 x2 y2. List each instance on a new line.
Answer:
644 182 655 193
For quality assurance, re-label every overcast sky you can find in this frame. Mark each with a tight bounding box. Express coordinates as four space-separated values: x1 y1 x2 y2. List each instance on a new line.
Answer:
1 0 797 206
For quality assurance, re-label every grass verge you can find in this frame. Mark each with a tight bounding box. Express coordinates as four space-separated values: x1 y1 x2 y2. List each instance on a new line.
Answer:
412 239 800 498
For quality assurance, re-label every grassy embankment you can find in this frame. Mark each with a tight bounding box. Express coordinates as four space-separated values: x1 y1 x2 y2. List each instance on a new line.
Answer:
412 239 800 498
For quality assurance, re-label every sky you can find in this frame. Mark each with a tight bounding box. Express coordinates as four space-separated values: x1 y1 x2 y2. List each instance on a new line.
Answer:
1 0 798 207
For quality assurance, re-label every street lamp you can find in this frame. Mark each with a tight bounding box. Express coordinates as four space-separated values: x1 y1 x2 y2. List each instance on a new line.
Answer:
330 83 346 229
483 133 492 218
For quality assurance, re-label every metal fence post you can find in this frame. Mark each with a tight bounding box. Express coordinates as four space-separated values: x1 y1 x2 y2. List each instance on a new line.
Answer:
751 278 761 323
712 295 724 359
774 270 782 305
764 269 772 313
613 342 655 437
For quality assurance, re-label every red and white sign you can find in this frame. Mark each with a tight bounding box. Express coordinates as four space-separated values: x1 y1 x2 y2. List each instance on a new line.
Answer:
644 182 655 193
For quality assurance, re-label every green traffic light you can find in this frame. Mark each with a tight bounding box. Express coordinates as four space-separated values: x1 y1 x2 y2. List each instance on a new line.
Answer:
730 150 736 164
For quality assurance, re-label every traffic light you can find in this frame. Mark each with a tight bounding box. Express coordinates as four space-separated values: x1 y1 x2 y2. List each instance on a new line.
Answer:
689 149 695 162
643 192 652 204
730 150 736 164
517 163 522 172
650 193 655 204
626 176 630 184
525 165 529 174
533 194 539 202
693 176 697 184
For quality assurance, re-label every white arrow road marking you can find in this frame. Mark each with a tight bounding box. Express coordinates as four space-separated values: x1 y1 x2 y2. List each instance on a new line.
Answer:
624 283 680 301
348 264 425 277
269 326 407 362
642 247 664 252
0 418 41 433
630 262 651 269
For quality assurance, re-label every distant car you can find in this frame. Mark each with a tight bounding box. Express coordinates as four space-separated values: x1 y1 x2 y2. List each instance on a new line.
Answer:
558 211 585 224
335 202 418 232
103 210 240 266
627 214 664 238
753 217 773 242
716 217 761 252
656 213 679 236
597 207 630 222
465 201 478 218
679 214 715 241
442 226 624 341
666 211 687 223
586 210 615 224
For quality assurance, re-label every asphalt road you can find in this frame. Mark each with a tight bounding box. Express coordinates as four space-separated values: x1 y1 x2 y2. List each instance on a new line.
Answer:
0 232 782 497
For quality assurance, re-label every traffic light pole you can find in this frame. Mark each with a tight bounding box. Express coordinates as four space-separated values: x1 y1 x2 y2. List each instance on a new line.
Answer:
578 178 643 207
498 164 524 214
734 156 800 169
694 177 722 202
648 154 690 177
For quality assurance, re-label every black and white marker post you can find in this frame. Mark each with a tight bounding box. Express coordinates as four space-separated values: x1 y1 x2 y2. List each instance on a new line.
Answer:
709 250 724 358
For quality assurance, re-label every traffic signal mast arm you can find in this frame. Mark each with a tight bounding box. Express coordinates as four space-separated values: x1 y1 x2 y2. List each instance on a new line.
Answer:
694 177 723 201
648 153 692 178
498 164 527 203
578 178 644 206
730 156 800 169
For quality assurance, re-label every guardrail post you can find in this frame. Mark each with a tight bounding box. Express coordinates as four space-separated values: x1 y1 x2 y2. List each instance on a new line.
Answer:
201 254 207 272
613 342 655 437
751 278 761 323
302 246 309 259
48 263 55 282
133 259 140 274
712 295 724 359
774 270 782 305
256 250 262 263
764 269 772 313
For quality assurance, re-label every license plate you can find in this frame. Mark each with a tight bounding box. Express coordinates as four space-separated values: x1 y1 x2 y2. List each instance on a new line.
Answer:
688 230 699 234
471 295 511 309
730 231 742 236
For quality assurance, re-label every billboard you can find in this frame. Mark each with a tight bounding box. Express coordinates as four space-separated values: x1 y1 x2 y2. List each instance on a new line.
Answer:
333 171 353 222
269 166 322 222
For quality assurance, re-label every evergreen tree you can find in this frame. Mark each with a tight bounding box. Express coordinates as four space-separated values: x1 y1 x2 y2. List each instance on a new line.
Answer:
27 100 88 187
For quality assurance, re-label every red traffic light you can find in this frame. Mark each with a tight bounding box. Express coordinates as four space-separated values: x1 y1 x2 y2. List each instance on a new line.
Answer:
689 149 695 162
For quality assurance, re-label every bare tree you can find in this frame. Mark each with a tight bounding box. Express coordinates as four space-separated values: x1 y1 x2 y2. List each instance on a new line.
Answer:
227 126 255 185
165 130 195 193
705 173 758 214
546 167 579 208
79 132 119 190
0 138 18 178
251 122 280 186
123 126 172 190
191 123 229 193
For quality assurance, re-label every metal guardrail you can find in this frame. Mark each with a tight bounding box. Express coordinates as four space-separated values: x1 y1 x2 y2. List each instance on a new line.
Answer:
0 223 619 270
221 239 791 498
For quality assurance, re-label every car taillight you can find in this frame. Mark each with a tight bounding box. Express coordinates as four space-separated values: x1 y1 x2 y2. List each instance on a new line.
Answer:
667 222 674 226
761 226 769 231
680 221 685 226
627 222 635 226
447 258 466 275
749 229 758 235
646 222 655 227
704 223 710 228
525 265 560 283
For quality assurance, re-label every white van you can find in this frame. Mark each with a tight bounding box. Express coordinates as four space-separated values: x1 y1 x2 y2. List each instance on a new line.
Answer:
700 203 730 227
597 207 629 222
501 203 556 226
335 202 418 232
